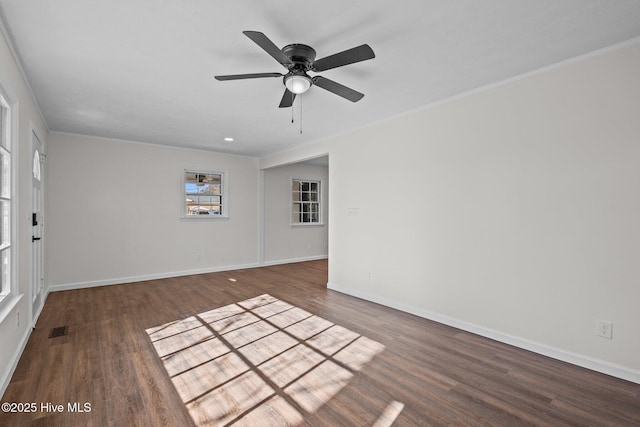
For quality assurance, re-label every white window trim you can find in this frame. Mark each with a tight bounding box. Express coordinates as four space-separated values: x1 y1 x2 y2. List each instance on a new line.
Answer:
0 73 20 318
290 177 324 227
181 168 229 220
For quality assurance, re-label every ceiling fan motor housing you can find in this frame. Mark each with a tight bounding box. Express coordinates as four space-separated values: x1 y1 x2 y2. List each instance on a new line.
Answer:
282 44 317 70
282 44 316 92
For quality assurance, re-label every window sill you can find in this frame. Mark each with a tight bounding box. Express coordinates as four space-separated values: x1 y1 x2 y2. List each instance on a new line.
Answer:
290 223 324 228
0 293 23 324
181 215 229 221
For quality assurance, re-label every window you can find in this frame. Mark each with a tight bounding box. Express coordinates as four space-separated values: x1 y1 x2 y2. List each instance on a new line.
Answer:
183 169 228 218
292 178 322 225
0 90 12 302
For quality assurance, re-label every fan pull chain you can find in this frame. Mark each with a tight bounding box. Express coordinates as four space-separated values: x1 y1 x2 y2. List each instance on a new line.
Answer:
291 90 295 123
300 95 303 135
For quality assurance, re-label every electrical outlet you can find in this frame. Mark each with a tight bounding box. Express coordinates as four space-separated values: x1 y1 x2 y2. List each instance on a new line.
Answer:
597 320 613 339
16 311 19 327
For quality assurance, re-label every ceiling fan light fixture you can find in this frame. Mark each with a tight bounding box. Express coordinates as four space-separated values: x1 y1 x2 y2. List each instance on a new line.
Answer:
284 74 312 94
216 32 375 108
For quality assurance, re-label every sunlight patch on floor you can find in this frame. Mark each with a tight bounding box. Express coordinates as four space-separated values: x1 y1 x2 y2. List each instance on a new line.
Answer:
373 401 405 427
147 294 397 426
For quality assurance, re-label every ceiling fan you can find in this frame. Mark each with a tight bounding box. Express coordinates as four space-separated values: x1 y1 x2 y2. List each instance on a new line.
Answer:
215 31 375 108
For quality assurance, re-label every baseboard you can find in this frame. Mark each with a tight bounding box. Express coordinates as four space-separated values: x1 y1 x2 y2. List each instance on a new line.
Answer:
327 282 640 385
48 262 261 292
0 318 32 399
47 257 329 293
262 254 328 267
31 290 49 328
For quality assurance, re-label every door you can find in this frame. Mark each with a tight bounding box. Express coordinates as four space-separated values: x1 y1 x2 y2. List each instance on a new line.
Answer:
31 130 44 317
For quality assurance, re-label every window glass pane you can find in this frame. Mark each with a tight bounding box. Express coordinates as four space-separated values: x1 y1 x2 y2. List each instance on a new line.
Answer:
0 250 9 296
0 103 7 150
0 200 8 247
0 149 9 199
186 195 221 215
292 203 301 223
33 149 41 181
300 202 308 222
185 173 221 195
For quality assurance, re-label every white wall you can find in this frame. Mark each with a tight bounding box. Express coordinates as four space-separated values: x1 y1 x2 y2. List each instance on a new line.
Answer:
46 133 260 289
0 26 49 395
261 40 640 382
263 162 328 263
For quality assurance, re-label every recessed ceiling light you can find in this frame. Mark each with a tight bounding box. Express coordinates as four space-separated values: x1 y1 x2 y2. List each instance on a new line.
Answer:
224 137 234 142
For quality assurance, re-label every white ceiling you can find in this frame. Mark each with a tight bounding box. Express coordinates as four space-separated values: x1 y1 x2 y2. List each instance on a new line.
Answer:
1 1 640 157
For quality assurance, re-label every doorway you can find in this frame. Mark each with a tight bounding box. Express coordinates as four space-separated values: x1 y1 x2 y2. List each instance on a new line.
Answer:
31 129 44 321
260 155 328 265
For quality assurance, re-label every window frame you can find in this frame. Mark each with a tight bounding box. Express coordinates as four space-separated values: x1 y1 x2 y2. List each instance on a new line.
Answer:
0 75 19 315
291 177 323 226
181 168 229 219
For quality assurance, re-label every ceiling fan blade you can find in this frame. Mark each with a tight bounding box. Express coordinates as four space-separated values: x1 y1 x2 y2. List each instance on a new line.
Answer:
312 44 375 72
279 89 296 108
312 76 364 102
243 31 293 67
214 72 282 81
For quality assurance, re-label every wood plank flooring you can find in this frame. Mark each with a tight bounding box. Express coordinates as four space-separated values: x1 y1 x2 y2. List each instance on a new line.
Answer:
1 260 639 426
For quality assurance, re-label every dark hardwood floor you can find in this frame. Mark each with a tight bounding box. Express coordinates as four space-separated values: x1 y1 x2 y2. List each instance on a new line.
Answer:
1 260 638 426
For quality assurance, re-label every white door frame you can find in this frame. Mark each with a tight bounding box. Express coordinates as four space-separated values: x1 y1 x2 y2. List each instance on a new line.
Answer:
30 126 45 324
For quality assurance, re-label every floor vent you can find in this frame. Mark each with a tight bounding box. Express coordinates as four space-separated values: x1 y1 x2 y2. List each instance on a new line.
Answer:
48 326 68 338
